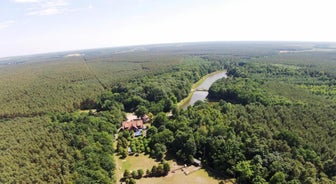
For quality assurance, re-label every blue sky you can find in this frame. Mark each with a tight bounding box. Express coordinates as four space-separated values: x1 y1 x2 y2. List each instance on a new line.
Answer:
1 0 336 58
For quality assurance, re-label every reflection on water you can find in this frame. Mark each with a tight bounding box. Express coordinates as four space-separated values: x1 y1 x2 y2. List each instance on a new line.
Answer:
196 72 227 90
185 91 209 108
182 71 227 109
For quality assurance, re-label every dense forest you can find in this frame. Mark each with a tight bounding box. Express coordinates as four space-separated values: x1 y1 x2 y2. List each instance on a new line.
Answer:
1 42 336 183
52 57 336 183
105 60 336 183
0 50 182 118
49 57 223 183
205 62 336 183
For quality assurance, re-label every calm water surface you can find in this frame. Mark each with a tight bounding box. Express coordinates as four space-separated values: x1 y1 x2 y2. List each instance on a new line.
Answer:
182 71 227 109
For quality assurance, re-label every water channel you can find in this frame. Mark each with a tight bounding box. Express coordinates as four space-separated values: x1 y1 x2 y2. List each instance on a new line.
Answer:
181 71 227 109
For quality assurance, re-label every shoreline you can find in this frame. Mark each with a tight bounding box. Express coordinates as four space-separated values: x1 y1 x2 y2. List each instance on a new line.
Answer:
177 70 226 108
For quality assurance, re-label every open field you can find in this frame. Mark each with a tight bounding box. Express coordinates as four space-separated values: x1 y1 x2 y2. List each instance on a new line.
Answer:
137 169 235 184
114 153 234 184
114 154 159 182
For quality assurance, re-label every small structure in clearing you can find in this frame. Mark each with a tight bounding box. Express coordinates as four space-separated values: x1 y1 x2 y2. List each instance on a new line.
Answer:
141 114 150 123
134 129 143 137
121 115 150 137
193 158 202 167
127 147 134 155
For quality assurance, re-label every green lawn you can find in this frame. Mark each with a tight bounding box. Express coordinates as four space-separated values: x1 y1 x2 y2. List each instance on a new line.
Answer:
114 153 234 184
115 154 159 181
137 168 235 184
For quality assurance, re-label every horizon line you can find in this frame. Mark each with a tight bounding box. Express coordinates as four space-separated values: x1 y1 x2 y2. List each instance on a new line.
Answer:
2 40 336 60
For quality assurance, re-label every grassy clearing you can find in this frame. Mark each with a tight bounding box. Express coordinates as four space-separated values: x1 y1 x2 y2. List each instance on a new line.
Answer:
177 90 196 108
77 109 96 114
115 154 159 181
136 167 234 184
114 153 234 184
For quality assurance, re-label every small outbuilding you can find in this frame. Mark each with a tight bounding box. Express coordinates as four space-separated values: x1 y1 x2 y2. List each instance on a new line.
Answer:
134 129 143 137
193 158 202 167
128 147 134 155
141 114 150 123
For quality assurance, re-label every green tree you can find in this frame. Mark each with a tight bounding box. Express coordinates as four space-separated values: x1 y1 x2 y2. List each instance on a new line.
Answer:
150 129 174 147
163 162 170 175
119 147 128 158
152 143 166 161
157 164 164 176
173 130 196 163
135 105 148 118
153 112 169 128
128 178 136 184
151 165 157 176
137 169 144 178
131 170 138 179
324 158 336 178
234 161 254 183
123 169 131 179
252 175 267 184
270 172 286 184
146 126 158 138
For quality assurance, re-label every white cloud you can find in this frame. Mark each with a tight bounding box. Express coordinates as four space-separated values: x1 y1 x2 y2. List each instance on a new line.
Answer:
41 0 68 8
21 0 69 16
0 20 15 30
14 0 41 3
27 8 61 16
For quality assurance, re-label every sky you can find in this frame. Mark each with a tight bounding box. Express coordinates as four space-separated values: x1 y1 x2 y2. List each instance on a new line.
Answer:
1 0 336 58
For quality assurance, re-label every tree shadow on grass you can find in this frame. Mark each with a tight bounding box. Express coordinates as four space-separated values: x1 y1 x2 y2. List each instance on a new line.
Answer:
202 165 234 181
163 152 235 183
164 152 186 165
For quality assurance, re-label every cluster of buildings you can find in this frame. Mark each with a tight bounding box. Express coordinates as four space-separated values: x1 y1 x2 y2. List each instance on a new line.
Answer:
121 115 149 137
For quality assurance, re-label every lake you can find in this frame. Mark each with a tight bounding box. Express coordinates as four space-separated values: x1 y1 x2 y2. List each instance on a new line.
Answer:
182 71 227 109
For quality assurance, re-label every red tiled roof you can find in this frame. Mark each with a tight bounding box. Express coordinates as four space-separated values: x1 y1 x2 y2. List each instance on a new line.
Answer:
122 119 143 130
141 115 150 122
